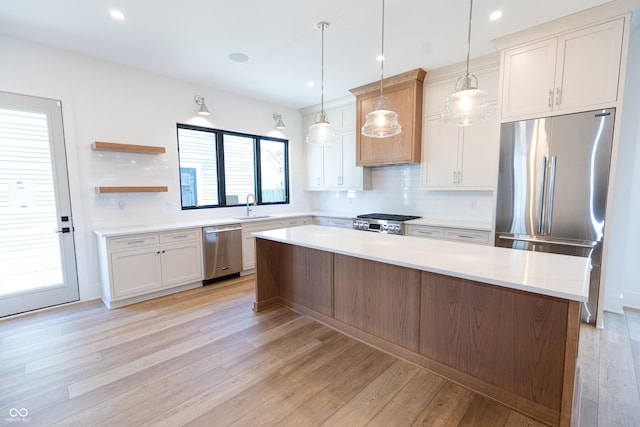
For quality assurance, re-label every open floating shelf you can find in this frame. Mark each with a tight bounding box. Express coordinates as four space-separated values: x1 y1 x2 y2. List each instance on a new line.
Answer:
92 141 166 154
95 186 168 194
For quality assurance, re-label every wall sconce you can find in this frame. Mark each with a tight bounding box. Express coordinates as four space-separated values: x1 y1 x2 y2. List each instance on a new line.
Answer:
194 95 210 116
273 113 286 129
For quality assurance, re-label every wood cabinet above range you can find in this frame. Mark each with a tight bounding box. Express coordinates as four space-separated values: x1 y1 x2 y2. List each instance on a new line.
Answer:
349 68 426 166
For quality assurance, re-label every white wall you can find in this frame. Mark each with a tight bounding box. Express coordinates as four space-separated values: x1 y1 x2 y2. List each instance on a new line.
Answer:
608 21 640 311
0 35 312 302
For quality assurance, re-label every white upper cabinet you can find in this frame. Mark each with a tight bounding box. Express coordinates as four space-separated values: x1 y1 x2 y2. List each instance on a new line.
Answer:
422 115 499 189
500 18 624 120
421 57 500 190
303 101 371 191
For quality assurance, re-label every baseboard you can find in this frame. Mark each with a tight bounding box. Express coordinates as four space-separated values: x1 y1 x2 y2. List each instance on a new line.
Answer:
623 291 640 311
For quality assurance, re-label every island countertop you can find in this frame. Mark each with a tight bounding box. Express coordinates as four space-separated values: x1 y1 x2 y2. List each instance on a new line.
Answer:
253 225 590 302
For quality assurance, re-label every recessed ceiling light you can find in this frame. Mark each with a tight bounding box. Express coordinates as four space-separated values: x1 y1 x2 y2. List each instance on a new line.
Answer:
229 52 249 63
307 81 315 87
489 10 503 21
109 9 125 21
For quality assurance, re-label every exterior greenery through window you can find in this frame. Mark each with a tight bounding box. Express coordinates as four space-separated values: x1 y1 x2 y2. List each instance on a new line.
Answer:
177 124 289 209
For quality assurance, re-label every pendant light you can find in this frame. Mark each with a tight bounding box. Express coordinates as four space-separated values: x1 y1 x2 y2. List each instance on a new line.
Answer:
440 0 492 126
306 22 338 146
361 0 401 139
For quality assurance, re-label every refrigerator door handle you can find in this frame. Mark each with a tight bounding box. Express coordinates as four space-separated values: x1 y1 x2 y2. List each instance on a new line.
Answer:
498 235 597 248
537 156 547 234
545 156 557 234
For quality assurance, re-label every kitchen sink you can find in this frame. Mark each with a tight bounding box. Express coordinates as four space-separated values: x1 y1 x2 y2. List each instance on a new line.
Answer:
233 215 272 220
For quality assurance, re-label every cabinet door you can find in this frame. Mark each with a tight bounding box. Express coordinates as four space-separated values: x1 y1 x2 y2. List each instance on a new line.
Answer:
555 19 623 111
339 131 365 189
323 137 343 188
422 117 460 188
110 247 162 298
501 39 557 119
306 143 324 190
242 233 256 271
458 116 499 188
161 241 203 288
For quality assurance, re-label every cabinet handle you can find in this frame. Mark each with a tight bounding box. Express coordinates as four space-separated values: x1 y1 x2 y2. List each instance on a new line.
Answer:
555 88 562 106
457 170 462 184
171 235 188 239
455 234 475 239
128 240 145 245
419 231 434 235
548 89 553 107
453 171 456 184
317 177 321 186
156 251 161 254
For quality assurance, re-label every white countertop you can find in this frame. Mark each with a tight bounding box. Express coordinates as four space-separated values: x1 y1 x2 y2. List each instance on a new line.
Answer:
253 225 590 302
93 212 315 238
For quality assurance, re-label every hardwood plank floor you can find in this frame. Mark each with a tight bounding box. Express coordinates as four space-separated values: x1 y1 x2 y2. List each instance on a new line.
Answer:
1 275 639 426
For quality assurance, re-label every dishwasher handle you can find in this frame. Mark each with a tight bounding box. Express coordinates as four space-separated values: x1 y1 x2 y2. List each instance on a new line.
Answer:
204 224 242 234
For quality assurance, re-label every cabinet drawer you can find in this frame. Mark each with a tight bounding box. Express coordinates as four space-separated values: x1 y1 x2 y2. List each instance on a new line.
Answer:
406 226 444 239
314 217 353 228
242 220 285 234
282 218 301 227
159 229 199 244
444 229 490 245
109 234 159 250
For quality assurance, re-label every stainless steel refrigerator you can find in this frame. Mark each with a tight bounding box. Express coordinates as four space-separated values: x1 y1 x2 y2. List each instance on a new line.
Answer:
494 108 615 324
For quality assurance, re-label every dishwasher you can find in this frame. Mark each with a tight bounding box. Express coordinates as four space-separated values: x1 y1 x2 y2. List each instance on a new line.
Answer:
202 224 242 283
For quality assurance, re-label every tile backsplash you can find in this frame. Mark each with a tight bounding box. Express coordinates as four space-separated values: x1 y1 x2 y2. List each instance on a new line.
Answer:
310 164 494 224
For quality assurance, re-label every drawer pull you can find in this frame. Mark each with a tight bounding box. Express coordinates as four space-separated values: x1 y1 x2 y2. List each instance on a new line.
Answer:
171 235 188 239
127 240 146 244
455 235 475 239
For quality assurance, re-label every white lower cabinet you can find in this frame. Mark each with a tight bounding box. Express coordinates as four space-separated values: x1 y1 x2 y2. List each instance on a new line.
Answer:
97 228 203 308
313 216 353 229
406 224 490 245
241 217 310 271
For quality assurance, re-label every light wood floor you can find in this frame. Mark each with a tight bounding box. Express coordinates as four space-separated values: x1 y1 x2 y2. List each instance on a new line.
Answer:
0 275 639 426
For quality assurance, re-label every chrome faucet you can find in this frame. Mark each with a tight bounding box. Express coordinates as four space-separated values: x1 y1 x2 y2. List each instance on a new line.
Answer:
246 194 256 217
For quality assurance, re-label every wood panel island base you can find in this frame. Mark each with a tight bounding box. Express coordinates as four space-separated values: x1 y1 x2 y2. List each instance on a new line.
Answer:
253 226 589 426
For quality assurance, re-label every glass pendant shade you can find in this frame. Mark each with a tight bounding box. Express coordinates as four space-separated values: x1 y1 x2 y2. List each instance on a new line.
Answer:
362 97 402 138
362 0 400 139
307 22 337 146
306 113 338 146
440 75 492 126
440 0 493 127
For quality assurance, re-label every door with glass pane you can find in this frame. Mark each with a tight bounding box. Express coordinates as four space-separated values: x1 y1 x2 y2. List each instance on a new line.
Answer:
0 92 79 317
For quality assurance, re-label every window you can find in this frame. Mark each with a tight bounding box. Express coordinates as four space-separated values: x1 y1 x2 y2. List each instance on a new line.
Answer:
177 124 289 209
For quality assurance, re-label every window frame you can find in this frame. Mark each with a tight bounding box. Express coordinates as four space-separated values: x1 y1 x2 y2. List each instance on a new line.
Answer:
176 123 290 210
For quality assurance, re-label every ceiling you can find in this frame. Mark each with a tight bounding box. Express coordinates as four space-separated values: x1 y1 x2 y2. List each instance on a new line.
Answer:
0 0 619 109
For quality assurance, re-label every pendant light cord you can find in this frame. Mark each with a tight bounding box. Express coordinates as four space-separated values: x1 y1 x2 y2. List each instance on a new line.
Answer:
464 0 473 82
379 0 386 101
321 23 326 116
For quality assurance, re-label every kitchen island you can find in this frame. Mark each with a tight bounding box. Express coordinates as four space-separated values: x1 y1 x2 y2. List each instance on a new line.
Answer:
253 225 589 427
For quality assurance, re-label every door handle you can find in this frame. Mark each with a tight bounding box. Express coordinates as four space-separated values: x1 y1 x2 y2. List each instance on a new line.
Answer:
546 156 557 235
537 156 547 234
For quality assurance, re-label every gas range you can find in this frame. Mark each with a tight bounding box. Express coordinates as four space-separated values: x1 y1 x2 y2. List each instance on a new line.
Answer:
352 213 421 235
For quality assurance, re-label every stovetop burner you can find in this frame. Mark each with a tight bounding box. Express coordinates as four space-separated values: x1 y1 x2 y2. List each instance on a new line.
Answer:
357 213 421 222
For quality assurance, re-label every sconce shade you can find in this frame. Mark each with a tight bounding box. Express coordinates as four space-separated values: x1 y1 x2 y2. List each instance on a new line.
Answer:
273 113 286 129
194 95 210 116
